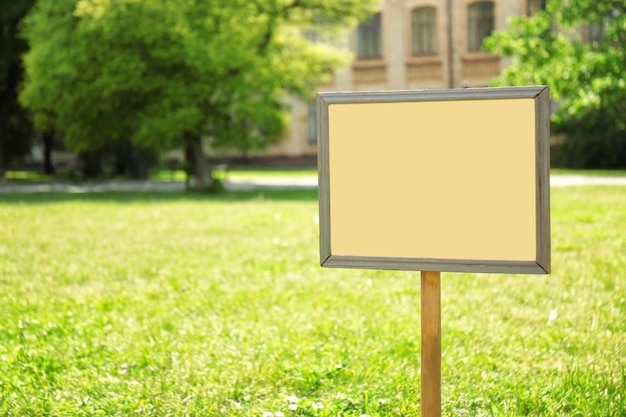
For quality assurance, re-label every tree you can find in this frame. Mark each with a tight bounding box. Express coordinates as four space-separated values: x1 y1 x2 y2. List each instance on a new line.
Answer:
20 0 377 187
485 0 626 168
0 0 37 179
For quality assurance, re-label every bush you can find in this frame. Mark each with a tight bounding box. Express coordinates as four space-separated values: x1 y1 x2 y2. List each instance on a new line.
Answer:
554 109 626 169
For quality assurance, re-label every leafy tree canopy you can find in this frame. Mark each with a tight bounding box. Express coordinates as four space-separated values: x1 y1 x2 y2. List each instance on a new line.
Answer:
20 0 376 155
0 0 37 176
486 0 626 167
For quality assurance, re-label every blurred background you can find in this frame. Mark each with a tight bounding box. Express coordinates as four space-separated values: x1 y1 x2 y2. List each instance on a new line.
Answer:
1 0 624 188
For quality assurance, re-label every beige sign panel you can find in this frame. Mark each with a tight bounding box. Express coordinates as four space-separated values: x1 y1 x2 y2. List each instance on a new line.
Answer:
317 87 550 274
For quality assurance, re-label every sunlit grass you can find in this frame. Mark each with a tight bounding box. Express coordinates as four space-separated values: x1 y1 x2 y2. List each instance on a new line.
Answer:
551 168 626 177
149 167 318 182
3 170 58 181
0 186 624 416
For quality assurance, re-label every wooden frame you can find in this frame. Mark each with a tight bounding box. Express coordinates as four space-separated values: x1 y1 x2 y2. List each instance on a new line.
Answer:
317 86 550 274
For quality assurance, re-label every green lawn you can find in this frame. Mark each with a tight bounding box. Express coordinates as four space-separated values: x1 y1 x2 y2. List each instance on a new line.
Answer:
550 169 626 177
0 187 624 416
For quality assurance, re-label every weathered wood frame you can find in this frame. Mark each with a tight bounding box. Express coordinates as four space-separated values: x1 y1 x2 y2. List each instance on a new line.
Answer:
317 86 550 274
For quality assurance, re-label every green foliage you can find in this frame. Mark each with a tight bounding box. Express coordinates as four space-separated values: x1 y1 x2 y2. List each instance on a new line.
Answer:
553 109 626 168
0 186 625 415
186 176 227 194
486 0 626 168
0 0 37 175
0 0 36 86
19 0 376 155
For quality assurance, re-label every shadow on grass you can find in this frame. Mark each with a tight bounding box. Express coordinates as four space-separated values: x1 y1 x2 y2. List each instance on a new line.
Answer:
0 189 319 205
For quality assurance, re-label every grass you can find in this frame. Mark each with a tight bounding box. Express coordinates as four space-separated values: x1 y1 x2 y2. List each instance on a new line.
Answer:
551 169 626 177
3 170 65 182
0 186 624 416
149 167 318 183
3 167 319 184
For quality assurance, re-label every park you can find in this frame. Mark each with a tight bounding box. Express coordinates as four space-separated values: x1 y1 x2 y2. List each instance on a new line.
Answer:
1 0 625 415
0 174 625 415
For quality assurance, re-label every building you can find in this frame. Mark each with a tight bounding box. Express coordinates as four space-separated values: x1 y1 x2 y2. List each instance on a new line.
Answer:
255 0 546 162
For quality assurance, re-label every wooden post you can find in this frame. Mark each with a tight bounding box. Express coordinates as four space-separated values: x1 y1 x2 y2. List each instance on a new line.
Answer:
421 270 441 417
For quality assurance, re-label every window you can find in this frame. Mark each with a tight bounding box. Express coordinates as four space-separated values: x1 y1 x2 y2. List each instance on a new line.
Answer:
308 101 317 144
411 7 437 56
304 29 322 43
468 1 494 52
587 10 618 44
527 0 546 16
357 13 382 59
588 19 607 43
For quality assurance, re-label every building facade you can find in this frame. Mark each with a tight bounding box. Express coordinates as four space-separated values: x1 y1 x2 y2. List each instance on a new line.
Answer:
255 0 545 161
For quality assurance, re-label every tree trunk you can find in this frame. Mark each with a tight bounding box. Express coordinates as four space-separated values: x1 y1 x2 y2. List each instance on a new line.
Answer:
42 132 55 175
81 150 103 179
185 136 213 189
128 142 148 180
113 142 128 177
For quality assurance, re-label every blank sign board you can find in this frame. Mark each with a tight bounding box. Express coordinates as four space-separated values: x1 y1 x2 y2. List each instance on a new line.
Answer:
317 86 550 274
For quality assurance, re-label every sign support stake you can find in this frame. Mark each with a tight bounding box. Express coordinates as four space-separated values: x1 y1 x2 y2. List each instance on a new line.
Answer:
421 270 441 417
